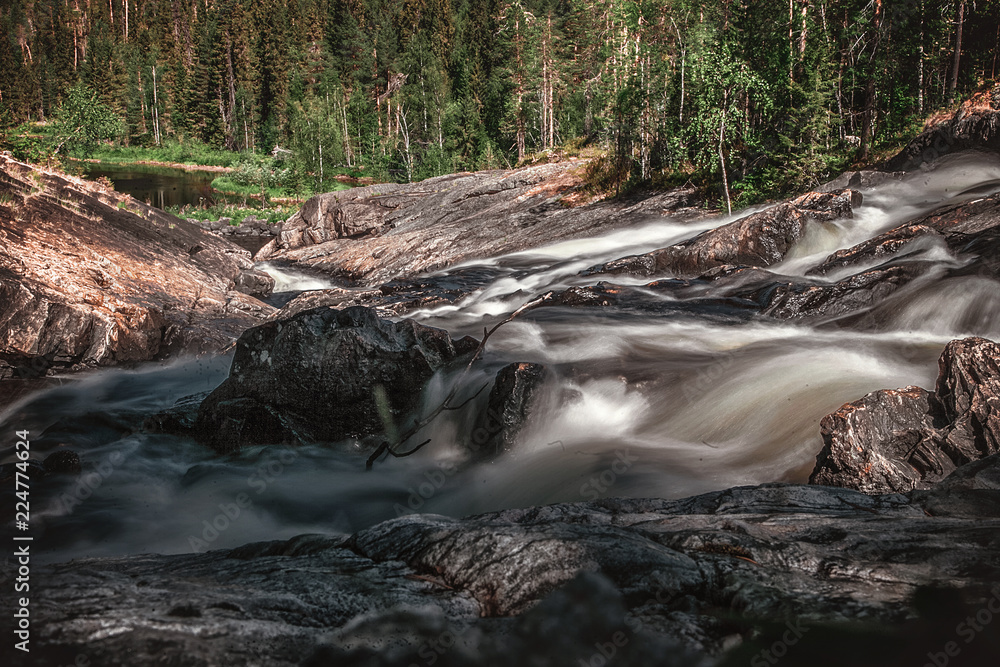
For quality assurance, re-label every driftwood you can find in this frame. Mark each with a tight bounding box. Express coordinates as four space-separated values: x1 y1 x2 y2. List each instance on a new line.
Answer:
365 291 554 470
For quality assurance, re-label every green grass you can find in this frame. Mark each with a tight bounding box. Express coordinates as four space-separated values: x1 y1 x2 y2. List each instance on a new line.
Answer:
211 175 350 199
166 203 299 226
72 138 245 168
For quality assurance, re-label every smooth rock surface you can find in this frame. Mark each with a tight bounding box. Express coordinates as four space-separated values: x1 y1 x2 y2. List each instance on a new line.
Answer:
0 156 274 377
255 162 703 285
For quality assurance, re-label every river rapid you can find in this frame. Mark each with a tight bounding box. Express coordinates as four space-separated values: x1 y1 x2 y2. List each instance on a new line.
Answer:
6 152 1000 564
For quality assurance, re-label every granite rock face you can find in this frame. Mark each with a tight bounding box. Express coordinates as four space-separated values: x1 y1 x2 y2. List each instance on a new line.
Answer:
0 155 273 378
811 337 1000 493
195 306 477 452
586 189 860 278
14 456 1000 666
255 162 703 286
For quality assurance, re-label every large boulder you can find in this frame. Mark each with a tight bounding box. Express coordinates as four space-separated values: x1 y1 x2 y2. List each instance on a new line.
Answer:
195 306 477 453
884 84 1000 171
588 189 861 278
811 337 1000 493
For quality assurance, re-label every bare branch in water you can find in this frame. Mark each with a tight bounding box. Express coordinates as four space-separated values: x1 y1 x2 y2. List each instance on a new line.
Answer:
365 291 554 470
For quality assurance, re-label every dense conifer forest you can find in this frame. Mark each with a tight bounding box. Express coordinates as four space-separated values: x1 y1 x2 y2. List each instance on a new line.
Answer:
1 0 998 202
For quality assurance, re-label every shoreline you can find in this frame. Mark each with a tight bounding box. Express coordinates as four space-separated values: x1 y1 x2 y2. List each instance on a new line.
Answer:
69 156 234 173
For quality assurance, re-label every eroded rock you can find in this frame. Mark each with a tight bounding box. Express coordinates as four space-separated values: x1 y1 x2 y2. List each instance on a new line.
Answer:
588 189 861 278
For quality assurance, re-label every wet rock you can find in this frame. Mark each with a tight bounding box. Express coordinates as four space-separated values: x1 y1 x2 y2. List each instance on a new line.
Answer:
588 189 861 278
255 163 702 286
195 306 474 452
233 269 275 298
42 449 82 475
811 337 1000 493
0 156 273 377
22 457 1000 666
471 362 547 461
810 386 951 493
935 337 1000 458
756 262 928 320
810 192 1000 276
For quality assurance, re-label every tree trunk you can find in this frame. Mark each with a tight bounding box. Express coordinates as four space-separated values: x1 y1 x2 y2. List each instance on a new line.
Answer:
949 0 965 104
719 91 732 216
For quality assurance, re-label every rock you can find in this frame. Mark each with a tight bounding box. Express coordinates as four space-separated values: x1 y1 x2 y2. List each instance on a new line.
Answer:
0 156 273 377
195 306 475 453
935 337 1000 458
255 163 703 286
810 386 951 493
42 449 82 474
810 192 1000 276
756 262 928 320
233 269 275 298
883 84 1000 171
588 189 861 278
811 337 1000 493
471 362 547 461
20 456 1000 666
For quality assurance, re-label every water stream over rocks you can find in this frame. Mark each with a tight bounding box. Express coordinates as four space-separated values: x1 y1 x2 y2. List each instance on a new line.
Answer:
5 152 1000 567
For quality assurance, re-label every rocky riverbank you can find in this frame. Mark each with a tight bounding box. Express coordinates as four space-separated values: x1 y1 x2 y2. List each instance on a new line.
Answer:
0 154 275 379
13 450 1000 666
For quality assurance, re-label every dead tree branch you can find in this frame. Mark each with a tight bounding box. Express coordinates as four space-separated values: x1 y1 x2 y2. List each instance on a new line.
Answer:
365 291 554 470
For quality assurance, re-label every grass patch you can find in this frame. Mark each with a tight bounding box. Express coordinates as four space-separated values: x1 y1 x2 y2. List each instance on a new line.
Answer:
72 138 244 168
166 203 298 226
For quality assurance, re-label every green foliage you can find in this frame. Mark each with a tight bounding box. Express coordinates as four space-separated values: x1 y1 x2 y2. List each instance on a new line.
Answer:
2 0 997 206
54 83 126 157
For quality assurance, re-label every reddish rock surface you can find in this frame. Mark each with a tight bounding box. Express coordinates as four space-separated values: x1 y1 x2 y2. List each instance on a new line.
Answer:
0 155 274 378
811 337 1000 493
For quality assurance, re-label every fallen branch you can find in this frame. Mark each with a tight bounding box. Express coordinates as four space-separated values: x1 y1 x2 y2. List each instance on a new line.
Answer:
365 291 554 470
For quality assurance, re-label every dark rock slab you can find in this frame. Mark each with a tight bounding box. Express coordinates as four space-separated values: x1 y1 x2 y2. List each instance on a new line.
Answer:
470 362 547 461
195 306 475 452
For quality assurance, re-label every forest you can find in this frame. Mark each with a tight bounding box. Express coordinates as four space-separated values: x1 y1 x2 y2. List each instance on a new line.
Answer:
1 0 999 204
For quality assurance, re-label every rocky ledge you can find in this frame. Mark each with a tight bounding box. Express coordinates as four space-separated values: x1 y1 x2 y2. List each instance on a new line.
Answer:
255 161 703 286
0 155 275 379
10 453 1000 667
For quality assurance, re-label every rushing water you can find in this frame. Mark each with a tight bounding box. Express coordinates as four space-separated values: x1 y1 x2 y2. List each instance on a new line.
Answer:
6 152 1000 563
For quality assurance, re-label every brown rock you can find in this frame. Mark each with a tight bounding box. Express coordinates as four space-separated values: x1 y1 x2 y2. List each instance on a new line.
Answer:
589 189 860 278
0 156 273 377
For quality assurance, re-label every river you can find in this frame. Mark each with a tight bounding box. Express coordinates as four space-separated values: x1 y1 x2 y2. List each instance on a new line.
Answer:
5 152 1000 564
